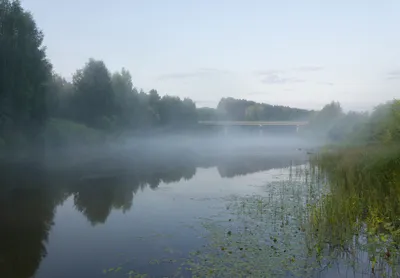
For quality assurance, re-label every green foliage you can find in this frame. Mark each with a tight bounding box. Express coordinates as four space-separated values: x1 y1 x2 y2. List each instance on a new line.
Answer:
305 100 400 144
358 100 400 144
196 107 219 121
244 104 265 121
72 59 115 129
46 74 74 119
304 101 345 140
0 0 200 149
309 145 400 277
159 96 197 127
0 0 52 147
44 118 105 147
46 62 198 135
328 111 368 143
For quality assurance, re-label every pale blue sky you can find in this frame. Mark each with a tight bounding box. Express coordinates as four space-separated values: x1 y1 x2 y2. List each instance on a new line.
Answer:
23 0 400 111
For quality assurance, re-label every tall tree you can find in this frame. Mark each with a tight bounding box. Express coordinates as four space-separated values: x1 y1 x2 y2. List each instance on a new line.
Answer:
72 59 115 129
0 0 52 147
148 89 161 125
46 73 74 119
111 68 138 128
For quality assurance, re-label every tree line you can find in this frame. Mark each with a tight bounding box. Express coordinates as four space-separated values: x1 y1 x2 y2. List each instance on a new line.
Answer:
1 0 319 151
5 0 396 152
305 100 400 144
0 0 198 150
197 97 314 121
47 61 198 131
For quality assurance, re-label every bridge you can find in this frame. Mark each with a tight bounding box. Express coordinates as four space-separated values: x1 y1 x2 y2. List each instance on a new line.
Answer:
198 121 309 135
198 121 308 126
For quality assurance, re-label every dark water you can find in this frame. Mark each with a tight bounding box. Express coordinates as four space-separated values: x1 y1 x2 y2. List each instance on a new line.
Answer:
0 146 309 278
1 143 366 278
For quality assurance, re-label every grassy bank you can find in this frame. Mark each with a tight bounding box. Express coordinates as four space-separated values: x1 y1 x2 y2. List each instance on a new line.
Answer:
44 118 106 148
306 144 400 276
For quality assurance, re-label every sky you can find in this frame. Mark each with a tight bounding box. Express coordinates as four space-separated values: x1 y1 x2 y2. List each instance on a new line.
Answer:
22 0 400 111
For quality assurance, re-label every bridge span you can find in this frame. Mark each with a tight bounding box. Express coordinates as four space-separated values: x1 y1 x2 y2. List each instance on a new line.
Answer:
198 121 308 135
198 121 308 126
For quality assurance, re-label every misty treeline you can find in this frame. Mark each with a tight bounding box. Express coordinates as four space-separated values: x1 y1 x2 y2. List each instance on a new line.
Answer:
47 64 198 131
0 0 199 150
198 97 314 122
1 0 398 152
305 100 400 144
0 0 314 151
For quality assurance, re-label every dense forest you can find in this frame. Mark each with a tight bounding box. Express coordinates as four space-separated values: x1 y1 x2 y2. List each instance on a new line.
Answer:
0 0 200 149
303 100 400 144
198 97 314 121
0 0 317 151
1 0 397 153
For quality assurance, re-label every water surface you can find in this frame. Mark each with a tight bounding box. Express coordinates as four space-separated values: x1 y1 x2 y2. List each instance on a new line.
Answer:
3 145 378 278
1 147 311 278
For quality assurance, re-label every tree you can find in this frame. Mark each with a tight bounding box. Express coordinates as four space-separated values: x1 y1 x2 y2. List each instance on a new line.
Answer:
72 59 115 129
0 0 52 147
307 101 343 137
159 95 197 127
46 74 74 119
363 100 400 144
111 68 138 129
328 111 368 142
197 107 219 121
148 89 161 125
245 105 265 121
216 97 312 121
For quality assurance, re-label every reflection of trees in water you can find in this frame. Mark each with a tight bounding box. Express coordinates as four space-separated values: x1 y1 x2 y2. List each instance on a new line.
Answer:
69 159 198 225
216 153 307 178
72 177 135 225
66 152 305 224
0 151 305 278
0 163 66 278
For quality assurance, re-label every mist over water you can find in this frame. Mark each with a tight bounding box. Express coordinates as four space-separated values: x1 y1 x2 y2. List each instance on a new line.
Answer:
1 0 399 277
34 131 316 170
0 131 318 278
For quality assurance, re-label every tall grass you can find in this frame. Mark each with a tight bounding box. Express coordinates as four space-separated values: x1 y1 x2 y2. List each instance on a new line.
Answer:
309 145 400 276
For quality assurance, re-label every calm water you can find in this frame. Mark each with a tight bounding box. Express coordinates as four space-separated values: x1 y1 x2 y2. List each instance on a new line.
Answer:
0 146 368 278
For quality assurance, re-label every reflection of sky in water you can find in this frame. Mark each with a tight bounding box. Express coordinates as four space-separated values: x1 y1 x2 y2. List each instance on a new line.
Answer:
1 153 375 278
36 166 288 278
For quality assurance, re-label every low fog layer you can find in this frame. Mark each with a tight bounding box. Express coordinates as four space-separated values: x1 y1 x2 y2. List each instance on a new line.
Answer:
40 132 317 170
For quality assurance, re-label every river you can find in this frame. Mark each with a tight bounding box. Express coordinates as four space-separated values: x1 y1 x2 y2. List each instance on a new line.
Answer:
0 141 381 278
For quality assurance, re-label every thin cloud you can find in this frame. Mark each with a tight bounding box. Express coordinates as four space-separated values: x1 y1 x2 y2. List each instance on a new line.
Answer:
293 66 324 72
254 66 323 76
254 69 285 76
317 81 334 86
246 91 272 96
198 68 230 75
157 72 200 80
254 66 322 85
158 68 230 80
387 69 400 80
261 73 305 85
